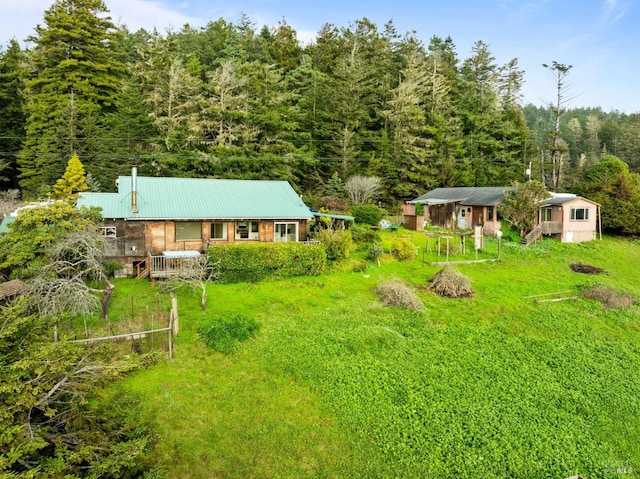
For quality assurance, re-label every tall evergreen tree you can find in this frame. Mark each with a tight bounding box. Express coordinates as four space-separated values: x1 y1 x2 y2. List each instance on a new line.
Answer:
379 51 434 199
0 40 26 187
51 153 89 201
18 0 124 197
96 76 157 188
425 36 466 187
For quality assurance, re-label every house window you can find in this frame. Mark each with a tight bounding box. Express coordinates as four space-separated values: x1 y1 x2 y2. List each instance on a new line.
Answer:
210 222 227 240
570 207 589 221
99 226 117 237
235 221 259 240
487 206 494 221
176 222 202 241
274 223 298 242
542 207 553 222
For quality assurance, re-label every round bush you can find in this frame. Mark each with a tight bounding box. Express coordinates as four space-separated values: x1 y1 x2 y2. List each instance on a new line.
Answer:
391 239 416 261
351 204 382 226
367 243 384 262
350 224 381 244
314 228 353 261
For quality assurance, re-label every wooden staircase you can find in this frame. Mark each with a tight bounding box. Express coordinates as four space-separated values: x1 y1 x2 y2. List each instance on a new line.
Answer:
521 224 542 246
136 258 150 278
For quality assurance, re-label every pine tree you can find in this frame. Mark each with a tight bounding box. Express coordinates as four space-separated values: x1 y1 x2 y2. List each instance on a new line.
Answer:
19 0 124 197
52 153 89 201
0 40 26 187
380 51 434 199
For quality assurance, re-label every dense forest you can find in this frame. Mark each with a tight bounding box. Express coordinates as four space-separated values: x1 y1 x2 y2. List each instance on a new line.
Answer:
1 0 640 209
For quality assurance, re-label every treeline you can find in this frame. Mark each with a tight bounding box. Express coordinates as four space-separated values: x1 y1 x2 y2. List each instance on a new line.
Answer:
1 0 639 206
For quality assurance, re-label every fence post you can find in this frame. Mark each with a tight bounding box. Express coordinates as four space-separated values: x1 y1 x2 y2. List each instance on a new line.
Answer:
171 293 179 335
168 310 173 359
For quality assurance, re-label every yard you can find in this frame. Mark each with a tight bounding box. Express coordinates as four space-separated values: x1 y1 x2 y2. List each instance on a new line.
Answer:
105 232 640 478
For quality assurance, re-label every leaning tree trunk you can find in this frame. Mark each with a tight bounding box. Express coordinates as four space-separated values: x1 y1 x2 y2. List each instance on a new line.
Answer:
100 279 115 322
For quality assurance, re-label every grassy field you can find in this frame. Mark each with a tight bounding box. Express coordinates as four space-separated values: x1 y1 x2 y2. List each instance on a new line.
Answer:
107 232 640 478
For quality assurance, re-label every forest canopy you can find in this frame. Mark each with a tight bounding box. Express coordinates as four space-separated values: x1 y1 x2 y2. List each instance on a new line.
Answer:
0 0 639 212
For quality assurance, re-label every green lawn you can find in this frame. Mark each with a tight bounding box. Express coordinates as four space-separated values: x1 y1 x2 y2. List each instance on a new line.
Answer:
112 233 640 478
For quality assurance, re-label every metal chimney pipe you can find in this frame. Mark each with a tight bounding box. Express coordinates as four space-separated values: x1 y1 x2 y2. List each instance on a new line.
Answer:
131 166 138 214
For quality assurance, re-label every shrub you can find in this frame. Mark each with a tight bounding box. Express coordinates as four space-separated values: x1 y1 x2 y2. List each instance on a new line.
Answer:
351 204 382 226
103 260 125 277
391 239 416 261
376 280 425 311
314 196 348 213
499 222 522 243
428 266 473 298
367 243 384 263
580 284 635 310
207 243 326 283
314 228 353 261
351 259 368 273
350 224 380 244
199 315 260 353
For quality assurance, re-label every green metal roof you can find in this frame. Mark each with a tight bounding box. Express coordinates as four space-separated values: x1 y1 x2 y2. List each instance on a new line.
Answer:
313 212 355 221
0 216 15 234
77 176 314 220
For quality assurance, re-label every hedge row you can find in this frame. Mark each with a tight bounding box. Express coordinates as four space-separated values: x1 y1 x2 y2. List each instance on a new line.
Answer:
207 242 326 283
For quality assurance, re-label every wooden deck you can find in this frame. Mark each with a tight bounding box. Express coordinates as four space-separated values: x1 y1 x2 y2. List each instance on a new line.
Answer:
147 254 207 279
540 221 563 234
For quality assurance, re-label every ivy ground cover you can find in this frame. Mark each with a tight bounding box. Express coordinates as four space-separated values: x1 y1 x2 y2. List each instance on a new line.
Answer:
120 235 640 478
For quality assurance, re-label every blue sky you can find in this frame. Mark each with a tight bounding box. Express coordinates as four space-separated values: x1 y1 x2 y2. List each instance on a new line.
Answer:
1 0 638 113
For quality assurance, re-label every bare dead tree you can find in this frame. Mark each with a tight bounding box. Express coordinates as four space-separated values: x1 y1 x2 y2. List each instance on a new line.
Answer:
542 61 574 189
344 175 382 204
27 229 114 321
159 256 218 311
0 189 22 217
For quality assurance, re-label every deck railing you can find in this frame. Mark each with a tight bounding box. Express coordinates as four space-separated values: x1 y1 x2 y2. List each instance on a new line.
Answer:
540 221 563 234
522 224 542 246
148 255 206 279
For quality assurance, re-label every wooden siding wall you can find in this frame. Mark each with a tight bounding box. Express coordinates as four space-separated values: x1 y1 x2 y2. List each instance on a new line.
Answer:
100 219 309 263
426 204 457 229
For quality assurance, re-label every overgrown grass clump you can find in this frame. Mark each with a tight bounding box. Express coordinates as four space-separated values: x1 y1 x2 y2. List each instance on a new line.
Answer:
198 315 260 353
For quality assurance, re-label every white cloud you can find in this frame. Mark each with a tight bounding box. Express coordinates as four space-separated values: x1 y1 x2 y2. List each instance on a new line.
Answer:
602 0 630 25
108 0 201 33
0 0 202 46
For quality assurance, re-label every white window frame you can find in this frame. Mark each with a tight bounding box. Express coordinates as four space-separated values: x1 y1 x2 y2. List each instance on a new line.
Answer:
570 207 589 221
542 207 553 222
99 226 117 237
235 221 259 240
175 222 202 241
210 222 227 240
274 222 298 242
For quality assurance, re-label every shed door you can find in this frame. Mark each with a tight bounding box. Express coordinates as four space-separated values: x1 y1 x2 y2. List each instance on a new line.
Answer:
472 207 484 226
457 209 467 229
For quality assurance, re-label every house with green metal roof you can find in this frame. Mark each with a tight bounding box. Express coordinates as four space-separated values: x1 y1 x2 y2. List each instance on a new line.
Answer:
77 169 314 272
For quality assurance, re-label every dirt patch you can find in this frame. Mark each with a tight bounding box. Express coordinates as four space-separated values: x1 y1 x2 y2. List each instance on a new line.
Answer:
570 263 606 274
